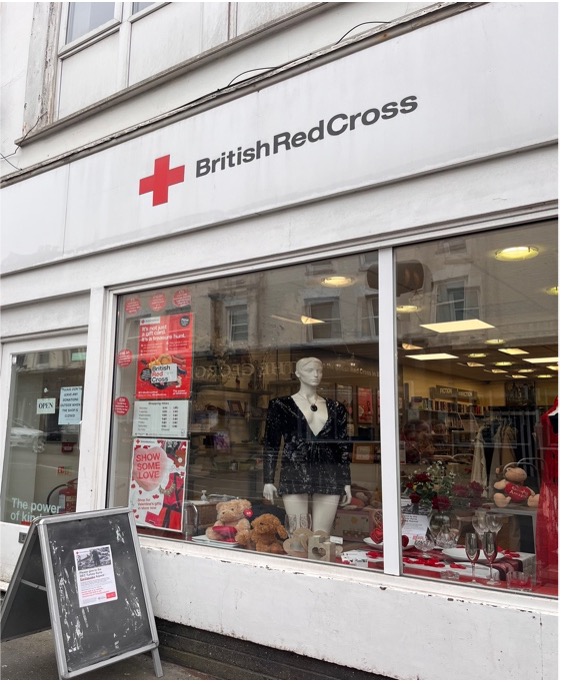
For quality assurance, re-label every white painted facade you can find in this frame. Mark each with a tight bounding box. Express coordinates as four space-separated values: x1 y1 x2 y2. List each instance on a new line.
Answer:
0 3 558 679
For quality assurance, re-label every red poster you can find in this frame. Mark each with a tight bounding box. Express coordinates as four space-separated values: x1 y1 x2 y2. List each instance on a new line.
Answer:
357 387 374 424
129 438 188 532
136 314 193 400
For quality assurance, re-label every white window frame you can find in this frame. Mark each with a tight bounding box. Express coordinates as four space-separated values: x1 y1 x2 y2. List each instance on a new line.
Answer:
58 2 123 58
226 302 249 345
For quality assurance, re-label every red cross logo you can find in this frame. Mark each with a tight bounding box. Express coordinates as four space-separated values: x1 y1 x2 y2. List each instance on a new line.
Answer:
139 155 185 206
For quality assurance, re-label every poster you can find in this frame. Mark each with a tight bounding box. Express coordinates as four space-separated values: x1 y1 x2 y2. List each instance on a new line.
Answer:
73 544 118 608
133 400 190 438
129 438 188 532
136 314 194 400
357 387 374 424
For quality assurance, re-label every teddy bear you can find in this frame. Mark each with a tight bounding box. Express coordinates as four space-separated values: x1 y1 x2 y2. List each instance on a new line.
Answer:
235 513 288 554
205 498 252 542
493 465 539 508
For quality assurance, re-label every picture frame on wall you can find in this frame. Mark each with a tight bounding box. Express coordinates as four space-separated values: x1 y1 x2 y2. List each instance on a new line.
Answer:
352 443 376 463
227 400 245 416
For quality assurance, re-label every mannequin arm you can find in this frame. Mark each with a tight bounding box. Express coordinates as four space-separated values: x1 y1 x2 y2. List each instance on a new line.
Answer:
340 485 352 506
263 483 278 503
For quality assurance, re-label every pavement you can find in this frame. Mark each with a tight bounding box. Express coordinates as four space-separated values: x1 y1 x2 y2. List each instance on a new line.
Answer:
0 628 218 680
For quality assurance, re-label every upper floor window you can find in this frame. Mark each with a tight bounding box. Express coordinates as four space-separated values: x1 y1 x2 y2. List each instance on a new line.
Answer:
306 299 342 340
132 2 155 13
66 3 116 43
435 280 480 322
227 304 249 344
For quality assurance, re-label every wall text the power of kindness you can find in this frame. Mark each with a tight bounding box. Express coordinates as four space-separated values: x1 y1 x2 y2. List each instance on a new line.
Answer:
196 95 418 176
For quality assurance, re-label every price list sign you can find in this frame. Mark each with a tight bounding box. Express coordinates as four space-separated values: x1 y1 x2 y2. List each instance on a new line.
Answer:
133 400 190 439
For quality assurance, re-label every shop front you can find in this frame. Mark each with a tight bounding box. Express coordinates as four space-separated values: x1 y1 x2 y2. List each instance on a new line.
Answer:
1 3 557 679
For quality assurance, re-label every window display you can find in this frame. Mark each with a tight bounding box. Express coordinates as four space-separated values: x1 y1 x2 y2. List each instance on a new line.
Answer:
109 253 382 557
396 220 557 597
108 221 557 598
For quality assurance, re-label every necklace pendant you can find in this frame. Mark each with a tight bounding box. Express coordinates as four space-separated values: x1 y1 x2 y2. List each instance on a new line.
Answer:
310 404 318 412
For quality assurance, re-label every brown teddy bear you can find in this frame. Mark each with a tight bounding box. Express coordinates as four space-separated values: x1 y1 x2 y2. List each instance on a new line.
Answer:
493 465 539 508
236 513 288 554
205 498 252 542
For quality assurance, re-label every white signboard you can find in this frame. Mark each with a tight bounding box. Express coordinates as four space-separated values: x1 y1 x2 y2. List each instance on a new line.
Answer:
1 3 557 272
37 398 56 415
59 386 83 425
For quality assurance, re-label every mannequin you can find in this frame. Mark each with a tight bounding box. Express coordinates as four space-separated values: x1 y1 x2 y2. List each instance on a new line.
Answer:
262 357 352 535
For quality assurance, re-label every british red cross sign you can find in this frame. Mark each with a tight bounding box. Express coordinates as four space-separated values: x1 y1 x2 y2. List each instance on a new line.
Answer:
139 155 185 206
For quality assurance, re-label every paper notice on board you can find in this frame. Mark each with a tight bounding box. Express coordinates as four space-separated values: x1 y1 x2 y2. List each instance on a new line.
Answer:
73 545 118 608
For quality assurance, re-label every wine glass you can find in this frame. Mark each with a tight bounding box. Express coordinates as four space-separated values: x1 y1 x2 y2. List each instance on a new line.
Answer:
465 532 480 583
485 513 503 534
472 513 488 541
483 531 501 585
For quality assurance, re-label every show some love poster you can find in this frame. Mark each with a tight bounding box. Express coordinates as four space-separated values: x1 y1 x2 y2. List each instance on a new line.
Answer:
129 438 188 532
136 314 194 400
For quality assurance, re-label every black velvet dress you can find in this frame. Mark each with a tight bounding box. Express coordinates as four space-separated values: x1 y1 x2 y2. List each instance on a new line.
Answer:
263 396 351 496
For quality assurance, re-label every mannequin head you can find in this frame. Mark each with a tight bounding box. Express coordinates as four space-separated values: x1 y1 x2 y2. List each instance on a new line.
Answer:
295 357 323 387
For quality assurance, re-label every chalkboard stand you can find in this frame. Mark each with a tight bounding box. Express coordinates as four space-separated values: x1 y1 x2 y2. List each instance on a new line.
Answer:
1 508 163 679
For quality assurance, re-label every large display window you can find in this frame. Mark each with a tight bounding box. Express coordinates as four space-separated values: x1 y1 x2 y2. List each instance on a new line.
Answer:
109 252 382 562
108 221 557 597
395 221 557 597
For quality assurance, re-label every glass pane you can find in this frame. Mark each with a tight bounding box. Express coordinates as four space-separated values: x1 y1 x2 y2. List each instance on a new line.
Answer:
132 2 154 14
108 253 382 571
1 348 87 523
66 3 115 43
396 220 557 597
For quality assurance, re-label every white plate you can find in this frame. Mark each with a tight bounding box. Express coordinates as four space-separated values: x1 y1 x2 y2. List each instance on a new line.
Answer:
363 538 414 551
192 534 239 548
363 538 383 549
442 547 504 561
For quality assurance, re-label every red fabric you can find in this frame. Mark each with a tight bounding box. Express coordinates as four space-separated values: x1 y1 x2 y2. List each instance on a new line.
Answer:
536 399 558 585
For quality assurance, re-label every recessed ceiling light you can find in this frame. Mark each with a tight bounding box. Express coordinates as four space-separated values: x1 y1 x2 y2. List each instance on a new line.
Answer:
523 357 559 364
405 353 458 361
546 286 558 296
498 348 529 356
466 362 485 367
516 368 534 373
485 338 505 345
467 352 487 358
494 246 539 261
420 319 494 333
547 365 559 371
495 361 513 367
402 342 424 350
321 276 355 288
537 374 554 379
491 369 508 374
510 375 527 379
396 304 420 314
